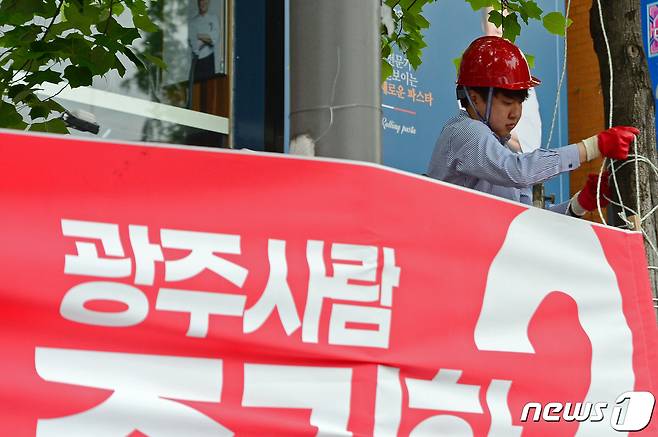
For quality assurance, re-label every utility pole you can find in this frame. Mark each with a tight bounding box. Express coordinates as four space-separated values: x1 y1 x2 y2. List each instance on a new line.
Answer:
290 0 382 163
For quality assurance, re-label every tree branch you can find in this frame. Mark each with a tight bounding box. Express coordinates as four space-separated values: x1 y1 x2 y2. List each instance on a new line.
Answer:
407 0 420 12
0 47 17 64
43 82 68 103
104 0 116 34
42 0 65 42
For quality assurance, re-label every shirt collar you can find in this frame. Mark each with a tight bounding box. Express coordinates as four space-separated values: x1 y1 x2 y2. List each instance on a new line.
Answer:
457 110 511 145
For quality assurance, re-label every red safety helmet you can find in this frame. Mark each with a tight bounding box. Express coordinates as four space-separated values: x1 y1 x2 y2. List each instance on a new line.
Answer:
457 36 540 90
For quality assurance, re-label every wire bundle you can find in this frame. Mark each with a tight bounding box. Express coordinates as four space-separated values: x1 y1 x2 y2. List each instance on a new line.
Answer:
546 0 658 309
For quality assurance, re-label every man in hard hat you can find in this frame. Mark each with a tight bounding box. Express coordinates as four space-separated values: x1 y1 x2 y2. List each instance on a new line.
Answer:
427 36 638 216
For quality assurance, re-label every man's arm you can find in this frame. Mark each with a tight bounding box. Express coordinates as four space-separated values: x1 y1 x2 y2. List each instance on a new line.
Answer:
453 123 636 188
452 124 581 188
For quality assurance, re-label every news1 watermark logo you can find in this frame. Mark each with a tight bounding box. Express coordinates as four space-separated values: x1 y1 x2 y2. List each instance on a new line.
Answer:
520 391 656 432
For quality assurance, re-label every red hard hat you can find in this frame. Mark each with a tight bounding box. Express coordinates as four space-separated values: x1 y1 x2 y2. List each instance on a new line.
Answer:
457 36 540 90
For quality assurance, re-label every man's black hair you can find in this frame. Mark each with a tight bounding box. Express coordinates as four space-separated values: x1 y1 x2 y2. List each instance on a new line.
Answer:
457 86 529 110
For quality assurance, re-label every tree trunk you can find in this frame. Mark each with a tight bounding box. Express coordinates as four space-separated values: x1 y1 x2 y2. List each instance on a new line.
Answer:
590 0 658 312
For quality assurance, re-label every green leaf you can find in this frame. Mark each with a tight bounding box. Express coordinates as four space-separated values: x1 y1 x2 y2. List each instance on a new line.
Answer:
0 0 53 26
133 12 158 33
488 10 503 29
502 13 521 42
121 46 146 71
117 27 141 45
415 13 430 28
520 0 543 20
29 118 69 134
407 49 421 70
63 65 93 88
29 104 50 120
15 88 42 104
94 34 123 52
87 45 116 75
401 13 416 30
524 52 535 69
542 12 572 36
111 2 125 16
144 53 167 70
382 59 393 82
113 54 127 76
7 119 28 130
44 21 77 41
25 70 62 87
453 55 462 75
0 25 42 46
0 101 24 128
99 5 111 22
43 99 66 113
465 0 496 11
62 2 96 35
7 84 29 100
400 0 433 12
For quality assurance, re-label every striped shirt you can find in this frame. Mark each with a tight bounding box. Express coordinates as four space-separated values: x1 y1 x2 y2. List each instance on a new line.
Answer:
427 110 580 214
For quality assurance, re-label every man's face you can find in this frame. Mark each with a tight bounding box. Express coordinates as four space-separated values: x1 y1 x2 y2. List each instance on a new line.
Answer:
469 90 523 139
198 0 208 15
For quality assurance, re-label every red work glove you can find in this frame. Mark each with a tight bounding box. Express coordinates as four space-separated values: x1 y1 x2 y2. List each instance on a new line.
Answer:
581 126 639 161
570 171 611 216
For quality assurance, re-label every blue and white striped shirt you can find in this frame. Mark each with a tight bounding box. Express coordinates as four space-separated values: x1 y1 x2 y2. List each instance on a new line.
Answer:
427 110 580 214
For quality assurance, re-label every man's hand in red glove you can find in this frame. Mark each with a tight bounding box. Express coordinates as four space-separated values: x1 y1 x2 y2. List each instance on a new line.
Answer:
581 126 639 161
569 171 611 217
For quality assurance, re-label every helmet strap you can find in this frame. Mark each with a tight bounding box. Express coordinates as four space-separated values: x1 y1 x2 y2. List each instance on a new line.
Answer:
463 87 484 121
484 87 494 124
462 86 493 127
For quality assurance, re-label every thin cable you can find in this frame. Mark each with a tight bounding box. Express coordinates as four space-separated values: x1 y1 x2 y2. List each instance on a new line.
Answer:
643 229 658 258
634 138 641 220
592 0 658 307
596 0 613 127
314 47 341 144
594 0 617 225
545 0 571 148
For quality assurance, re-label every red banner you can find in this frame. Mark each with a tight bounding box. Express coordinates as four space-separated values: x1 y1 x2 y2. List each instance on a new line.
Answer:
1 130 657 436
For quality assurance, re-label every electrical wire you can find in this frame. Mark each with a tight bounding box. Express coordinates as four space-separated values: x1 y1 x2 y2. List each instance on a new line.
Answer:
592 0 658 288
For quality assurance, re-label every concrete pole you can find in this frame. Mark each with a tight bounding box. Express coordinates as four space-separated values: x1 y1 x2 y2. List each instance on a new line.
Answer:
290 0 381 163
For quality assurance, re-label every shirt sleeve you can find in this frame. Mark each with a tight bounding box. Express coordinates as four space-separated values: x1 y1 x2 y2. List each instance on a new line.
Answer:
548 199 571 215
451 123 581 189
209 16 220 46
188 20 199 55
519 187 532 206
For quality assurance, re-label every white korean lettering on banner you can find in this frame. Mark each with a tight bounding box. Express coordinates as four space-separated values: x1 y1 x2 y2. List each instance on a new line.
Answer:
161 229 248 286
62 219 131 278
374 365 402 436
129 225 164 286
35 347 231 436
475 209 635 437
155 288 246 337
303 242 400 348
60 219 399 345
375 367 520 437
242 364 353 436
60 281 148 327
60 220 251 337
487 380 522 437
243 239 301 335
